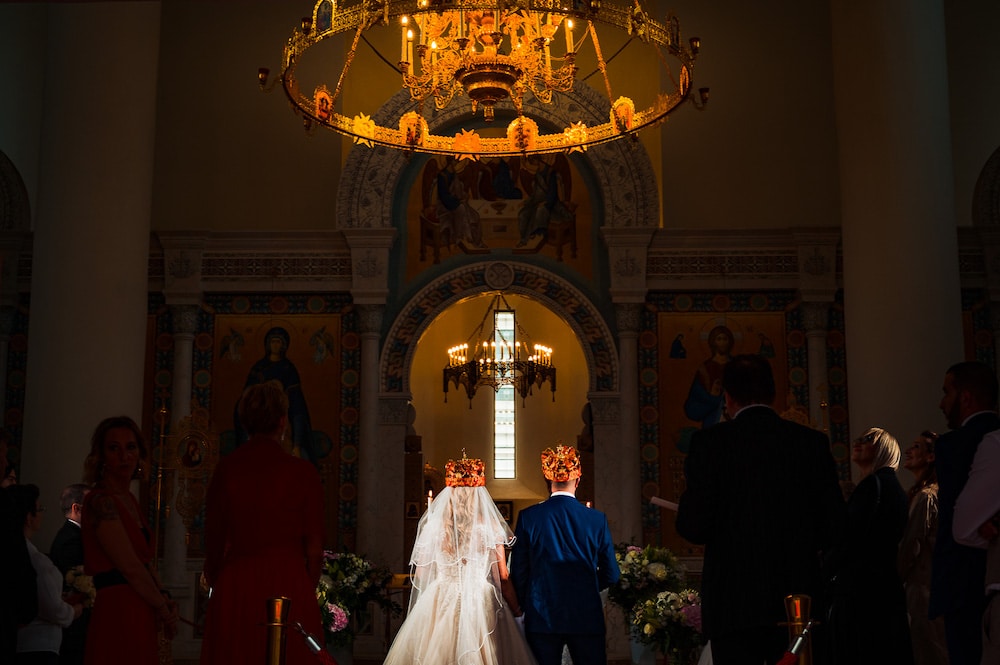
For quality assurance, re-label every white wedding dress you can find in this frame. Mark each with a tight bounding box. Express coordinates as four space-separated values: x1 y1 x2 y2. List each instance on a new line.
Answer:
383 485 539 665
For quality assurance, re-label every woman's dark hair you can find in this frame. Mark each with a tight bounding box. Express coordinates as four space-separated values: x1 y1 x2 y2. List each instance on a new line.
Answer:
237 380 289 437
83 416 149 485
7 483 40 529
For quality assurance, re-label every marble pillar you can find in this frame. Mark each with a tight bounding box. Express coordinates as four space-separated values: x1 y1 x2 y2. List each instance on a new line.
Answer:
162 305 199 587
20 3 162 548
356 304 384 556
831 0 963 442
801 303 830 431
614 303 642 544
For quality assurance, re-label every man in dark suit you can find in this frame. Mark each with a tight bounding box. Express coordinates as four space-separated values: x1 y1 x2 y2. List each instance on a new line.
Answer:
929 360 1000 665
676 354 845 665
511 444 620 665
50 483 90 665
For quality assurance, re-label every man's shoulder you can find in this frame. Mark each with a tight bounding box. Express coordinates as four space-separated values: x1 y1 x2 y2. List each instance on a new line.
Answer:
52 520 79 542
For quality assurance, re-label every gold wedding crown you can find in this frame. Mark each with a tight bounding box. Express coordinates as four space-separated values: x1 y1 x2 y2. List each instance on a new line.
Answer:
445 451 486 487
540 444 581 482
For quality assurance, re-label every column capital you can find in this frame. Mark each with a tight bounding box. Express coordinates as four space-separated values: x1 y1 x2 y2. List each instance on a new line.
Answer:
342 229 396 305
158 232 208 306
357 304 384 336
170 304 200 336
792 230 839 302
800 301 829 333
600 227 653 303
614 303 642 336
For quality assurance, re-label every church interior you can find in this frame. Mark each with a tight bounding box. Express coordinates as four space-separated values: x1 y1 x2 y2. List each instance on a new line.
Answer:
2 0 1000 662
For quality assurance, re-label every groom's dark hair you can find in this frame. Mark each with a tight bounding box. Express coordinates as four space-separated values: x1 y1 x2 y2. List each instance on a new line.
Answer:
723 354 776 406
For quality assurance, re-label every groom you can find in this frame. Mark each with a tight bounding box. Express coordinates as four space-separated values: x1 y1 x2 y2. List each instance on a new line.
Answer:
511 444 620 665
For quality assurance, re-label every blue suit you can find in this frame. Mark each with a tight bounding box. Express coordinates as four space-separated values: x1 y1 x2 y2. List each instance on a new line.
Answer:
511 494 620 665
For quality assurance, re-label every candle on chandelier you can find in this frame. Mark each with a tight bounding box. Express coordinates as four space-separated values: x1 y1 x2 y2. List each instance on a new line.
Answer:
565 18 574 52
427 489 433 509
407 29 414 69
400 16 409 62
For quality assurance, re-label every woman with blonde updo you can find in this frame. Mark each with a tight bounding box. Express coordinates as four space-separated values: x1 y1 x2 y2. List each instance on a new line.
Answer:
200 380 324 665
827 427 914 665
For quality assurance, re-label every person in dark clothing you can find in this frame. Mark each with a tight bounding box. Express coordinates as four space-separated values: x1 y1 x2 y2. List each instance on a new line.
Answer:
827 427 914 665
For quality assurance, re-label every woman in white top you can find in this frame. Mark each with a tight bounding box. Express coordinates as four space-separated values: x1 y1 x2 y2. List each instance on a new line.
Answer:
8 484 81 665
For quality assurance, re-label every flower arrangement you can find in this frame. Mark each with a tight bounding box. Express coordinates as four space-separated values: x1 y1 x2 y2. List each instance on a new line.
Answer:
316 551 400 647
608 543 687 620
65 565 96 608
632 589 705 658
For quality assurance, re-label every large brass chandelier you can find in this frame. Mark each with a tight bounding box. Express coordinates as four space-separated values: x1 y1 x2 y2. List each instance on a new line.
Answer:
259 0 705 158
443 293 556 407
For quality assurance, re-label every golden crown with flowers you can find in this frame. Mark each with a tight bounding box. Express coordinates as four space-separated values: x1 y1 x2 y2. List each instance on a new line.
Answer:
540 444 581 482
445 451 486 487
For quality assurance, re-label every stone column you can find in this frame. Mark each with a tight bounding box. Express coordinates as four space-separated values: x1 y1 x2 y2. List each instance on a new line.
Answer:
341 229 395 563
614 302 641 541
801 303 830 429
794 231 838 431
831 0 963 440
588 392 627 661
20 3 162 549
162 304 199 587
599 227 653 546
356 304 385 555
375 396 410 571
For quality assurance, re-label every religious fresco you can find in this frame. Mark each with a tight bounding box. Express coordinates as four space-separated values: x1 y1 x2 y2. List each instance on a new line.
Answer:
638 292 847 556
211 314 341 462
403 154 594 280
148 295 361 554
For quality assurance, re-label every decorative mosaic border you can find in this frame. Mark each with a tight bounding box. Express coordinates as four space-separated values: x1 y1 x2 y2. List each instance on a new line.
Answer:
638 290 850 535
381 261 617 394
963 288 996 368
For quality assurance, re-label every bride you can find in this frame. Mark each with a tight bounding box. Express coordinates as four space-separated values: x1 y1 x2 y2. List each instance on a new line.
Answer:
384 453 538 665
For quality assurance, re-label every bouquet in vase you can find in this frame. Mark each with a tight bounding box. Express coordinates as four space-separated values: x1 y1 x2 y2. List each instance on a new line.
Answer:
632 589 705 659
608 543 687 621
316 551 400 648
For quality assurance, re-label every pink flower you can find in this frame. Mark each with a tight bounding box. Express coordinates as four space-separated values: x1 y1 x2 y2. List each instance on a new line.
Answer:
680 604 702 633
325 603 349 633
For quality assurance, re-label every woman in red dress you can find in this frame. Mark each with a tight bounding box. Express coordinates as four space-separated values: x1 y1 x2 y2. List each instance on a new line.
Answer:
82 416 179 665
200 380 325 665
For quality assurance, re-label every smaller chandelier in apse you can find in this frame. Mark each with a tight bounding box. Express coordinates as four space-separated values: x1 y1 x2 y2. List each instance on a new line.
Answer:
443 293 555 407
258 0 707 158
